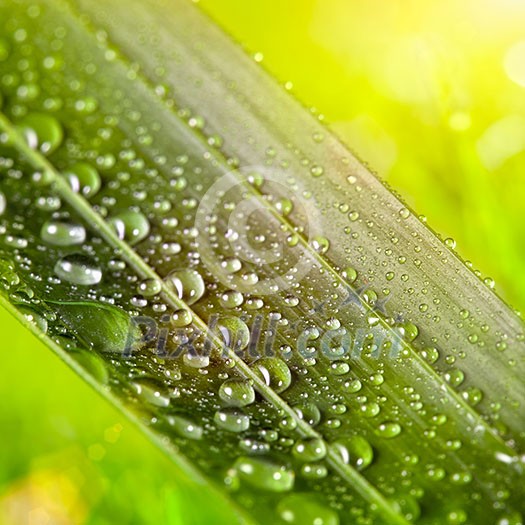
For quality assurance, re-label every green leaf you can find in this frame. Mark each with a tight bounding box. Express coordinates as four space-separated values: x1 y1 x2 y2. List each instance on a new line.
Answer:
0 1 523 524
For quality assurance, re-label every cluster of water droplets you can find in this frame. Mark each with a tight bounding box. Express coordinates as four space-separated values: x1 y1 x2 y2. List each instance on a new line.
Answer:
0 5 523 524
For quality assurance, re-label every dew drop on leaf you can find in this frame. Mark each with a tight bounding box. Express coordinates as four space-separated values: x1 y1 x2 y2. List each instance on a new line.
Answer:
165 268 205 305
166 414 203 440
216 316 251 351
63 162 101 198
234 456 294 492
54 253 102 285
375 421 402 439
214 408 250 433
292 437 327 462
132 378 170 407
18 112 63 154
219 379 255 407
41 219 86 246
332 435 374 471
276 494 339 525
109 209 150 246
251 357 292 393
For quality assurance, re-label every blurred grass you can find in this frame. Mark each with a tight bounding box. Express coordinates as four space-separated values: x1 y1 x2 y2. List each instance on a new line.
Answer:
1 0 525 523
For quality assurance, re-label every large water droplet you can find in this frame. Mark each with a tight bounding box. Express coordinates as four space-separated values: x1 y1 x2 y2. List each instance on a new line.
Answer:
292 438 327 462
214 409 250 433
109 210 150 246
166 415 203 440
332 435 374 470
54 254 102 285
234 456 294 492
132 378 170 407
251 357 292 393
166 268 205 305
41 219 86 246
219 379 255 407
375 421 402 439
217 316 251 352
63 162 101 198
18 113 63 155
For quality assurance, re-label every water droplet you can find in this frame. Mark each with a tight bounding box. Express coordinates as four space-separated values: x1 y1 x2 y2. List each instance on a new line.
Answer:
54 254 102 285
166 415 203 440
399 207 410 219
216 316 251 351
310 165 324 177
239 438 270 455
51 301 140 354
0 191 5 216
332 435 374 470
276 494 339 525
221 257 242 274
234 456 294 492
166 268 205 305
132 378 170 407
220 290 244 308
63 162 101 198
41 219 86 246
389 495 421 522
137 278 162 297
109 210 150 246
341 267 357 283
292 438 327 462
170 309 193 327
300 463 328 479
219 379 255 407
445 368 465 387
252 357 292 393
293 401 322 426
444 237 456 249
214 409 250 432
375 421 402 438
446 509 467 525
360 402 380 418
19 305 48 333
18 113 63 154
183 350 209 369
311 236 330 254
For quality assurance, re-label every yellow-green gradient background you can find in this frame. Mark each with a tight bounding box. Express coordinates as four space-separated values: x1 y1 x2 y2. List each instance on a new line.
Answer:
1 1 524 523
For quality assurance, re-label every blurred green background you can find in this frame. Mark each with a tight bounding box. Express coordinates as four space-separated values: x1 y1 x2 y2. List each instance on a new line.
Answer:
1 0 525 523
